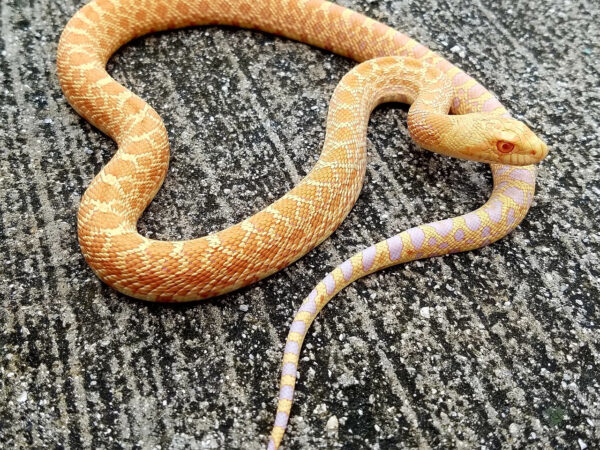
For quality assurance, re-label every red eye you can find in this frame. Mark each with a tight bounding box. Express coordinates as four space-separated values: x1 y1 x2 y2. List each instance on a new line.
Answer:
497 141 515 153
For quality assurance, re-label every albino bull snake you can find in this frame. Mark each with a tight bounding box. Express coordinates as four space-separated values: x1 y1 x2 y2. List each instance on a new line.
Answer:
56 0 547 447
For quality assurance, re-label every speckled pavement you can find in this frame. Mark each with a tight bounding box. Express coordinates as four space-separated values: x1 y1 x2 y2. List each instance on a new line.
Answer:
1 0 598 448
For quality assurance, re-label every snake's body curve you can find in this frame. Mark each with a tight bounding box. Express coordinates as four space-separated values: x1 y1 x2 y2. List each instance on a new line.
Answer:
57 0 544 302
57 0 548 447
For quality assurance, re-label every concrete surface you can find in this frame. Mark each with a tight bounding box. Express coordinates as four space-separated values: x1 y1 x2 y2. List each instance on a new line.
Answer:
1 0 599 448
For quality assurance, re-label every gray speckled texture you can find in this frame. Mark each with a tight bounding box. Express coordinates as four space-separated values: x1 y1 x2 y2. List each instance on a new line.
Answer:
1 0 599 448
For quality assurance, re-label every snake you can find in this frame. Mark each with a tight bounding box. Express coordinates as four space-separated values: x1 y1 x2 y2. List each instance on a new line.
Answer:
56 0 548 447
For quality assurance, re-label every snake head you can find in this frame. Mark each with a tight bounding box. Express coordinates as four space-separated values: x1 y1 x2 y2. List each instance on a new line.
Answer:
461 114 548 165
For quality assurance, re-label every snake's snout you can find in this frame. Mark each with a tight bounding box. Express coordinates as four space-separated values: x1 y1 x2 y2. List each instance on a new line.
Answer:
538 139 549 160
501 119 549 165
525 131 549 164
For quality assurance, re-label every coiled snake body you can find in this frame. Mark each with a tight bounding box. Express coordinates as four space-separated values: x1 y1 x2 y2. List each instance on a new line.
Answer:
57 0 547 447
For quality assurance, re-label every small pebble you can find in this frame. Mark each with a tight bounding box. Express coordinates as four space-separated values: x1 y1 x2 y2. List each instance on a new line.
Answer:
326 415 339 433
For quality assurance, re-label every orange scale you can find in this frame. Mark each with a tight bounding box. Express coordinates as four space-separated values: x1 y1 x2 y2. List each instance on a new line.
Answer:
217 232 241 250
138 115 163 135
83 230 108 249
103 264 131 284
123 140 151 155
335 89 356 105
123 95 145 113
238 3 252 15
77 203 94 219
95 0 116 12
110 232 145 253
403 58 423 70
221 2 235 14
138 160 164 179
69 51 95 66
306 0 322 9
292 207 313 224
86 68 110 85
312 12 327 31
374 76 394 91
294 184 318 200
134 9 147 21
67 32 93 46
256 211 278 230
90 210 123 229
116 176 136 193
133 273 165 293
273 197 297 215
105 158 135 178
320 148 346 164
350 12 366 27
327 3 345 19
294 226 308 239
93 263 122 282
120 250 145 272
68 17 87 31
377 57 400 68
102 25 121 42
92 181 120 203
145 241 174 259
154 3 169 18
223 262 245 281
97 34 114 51
118 16 130 29
193 269 215 285
101 201 132 220
340 71 360 89
354 62 374 76
81 6 100 23
102 80 126 96
424 66 441 79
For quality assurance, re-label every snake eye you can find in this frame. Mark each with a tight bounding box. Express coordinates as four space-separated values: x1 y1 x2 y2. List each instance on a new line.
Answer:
497 140 515 154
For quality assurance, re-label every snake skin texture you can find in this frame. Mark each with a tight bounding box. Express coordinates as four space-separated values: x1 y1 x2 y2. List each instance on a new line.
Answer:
56 0 546 303
56 0 548 447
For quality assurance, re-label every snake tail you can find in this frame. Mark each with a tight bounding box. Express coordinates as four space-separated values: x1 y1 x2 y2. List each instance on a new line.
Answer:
268 163 536 449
